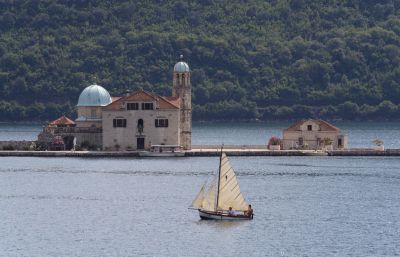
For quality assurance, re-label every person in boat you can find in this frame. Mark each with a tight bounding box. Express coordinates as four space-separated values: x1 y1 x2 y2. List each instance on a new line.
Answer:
244 204 253 217
228 207 235 216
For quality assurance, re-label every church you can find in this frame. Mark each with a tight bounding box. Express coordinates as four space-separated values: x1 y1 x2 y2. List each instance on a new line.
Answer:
39 59 192 151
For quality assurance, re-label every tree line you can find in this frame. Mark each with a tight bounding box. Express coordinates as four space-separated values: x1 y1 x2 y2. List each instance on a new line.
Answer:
0 0 400 121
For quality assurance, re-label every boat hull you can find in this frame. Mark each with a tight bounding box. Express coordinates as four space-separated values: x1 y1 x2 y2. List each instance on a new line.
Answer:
198 209 253 220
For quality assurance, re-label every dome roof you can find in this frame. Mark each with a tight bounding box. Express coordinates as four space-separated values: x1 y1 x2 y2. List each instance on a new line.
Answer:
174 61 190 72
77 84 112 107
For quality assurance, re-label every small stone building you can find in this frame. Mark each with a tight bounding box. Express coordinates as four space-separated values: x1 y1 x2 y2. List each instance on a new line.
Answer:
282 119 348 150
37 116 76 150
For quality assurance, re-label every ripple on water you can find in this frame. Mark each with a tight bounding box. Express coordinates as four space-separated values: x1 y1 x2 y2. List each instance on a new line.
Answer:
0 156 400 256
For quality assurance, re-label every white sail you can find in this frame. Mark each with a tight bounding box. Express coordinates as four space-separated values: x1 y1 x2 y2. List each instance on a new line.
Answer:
191 181 207 209
201 178 217 211
217 153 248 211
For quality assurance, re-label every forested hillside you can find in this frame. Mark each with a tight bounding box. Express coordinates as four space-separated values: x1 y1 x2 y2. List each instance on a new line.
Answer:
1 0 400 121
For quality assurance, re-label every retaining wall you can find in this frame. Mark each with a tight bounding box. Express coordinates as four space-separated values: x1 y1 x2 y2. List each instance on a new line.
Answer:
0 148 400 157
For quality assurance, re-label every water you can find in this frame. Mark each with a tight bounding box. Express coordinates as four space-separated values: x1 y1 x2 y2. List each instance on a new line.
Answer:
1 156 400 256
1 121 399 148
1 122 400 256
192 121 400 148
0 123 42 141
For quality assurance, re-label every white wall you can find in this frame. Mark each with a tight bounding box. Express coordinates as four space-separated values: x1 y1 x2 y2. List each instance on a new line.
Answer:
102 108 180 150
282 121 347 149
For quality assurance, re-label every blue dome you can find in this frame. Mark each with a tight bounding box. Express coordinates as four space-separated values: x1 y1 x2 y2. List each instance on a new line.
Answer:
174 61 190 72
77 84 112 107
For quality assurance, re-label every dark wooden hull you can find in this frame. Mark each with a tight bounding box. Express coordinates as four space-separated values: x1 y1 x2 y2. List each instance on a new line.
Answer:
198 209 253 220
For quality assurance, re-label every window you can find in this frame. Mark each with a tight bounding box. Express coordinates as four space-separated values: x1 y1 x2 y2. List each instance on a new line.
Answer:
298 137 303 146
155 118 168 128
142 102 154 110
137 119 144 133
338 138 343 147
307 125 312 131
127 103 139 110
113 118 127 128
91 109 96 118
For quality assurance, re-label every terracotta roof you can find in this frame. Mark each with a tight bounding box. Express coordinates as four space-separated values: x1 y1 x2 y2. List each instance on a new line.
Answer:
104 89 180 110
284 119 340 132
165 96 181 108
111 96 122 102
317 119 341 132
49 116 76 126
284 119 306 132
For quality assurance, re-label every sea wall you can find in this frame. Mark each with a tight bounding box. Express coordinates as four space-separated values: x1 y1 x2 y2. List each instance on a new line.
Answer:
0 150 139 157
327 149 400 156
0 148 400 157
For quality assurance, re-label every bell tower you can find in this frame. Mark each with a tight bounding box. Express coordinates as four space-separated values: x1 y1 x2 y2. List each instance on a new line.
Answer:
172 56 192 150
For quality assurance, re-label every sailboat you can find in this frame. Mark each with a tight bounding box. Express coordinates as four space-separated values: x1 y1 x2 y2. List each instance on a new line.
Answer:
190 150 253 220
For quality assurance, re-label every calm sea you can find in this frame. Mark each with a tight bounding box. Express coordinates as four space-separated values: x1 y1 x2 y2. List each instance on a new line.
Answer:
0 122 400 256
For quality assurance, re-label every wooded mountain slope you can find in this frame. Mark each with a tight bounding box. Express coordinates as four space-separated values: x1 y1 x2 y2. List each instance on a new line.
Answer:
1 0 400 121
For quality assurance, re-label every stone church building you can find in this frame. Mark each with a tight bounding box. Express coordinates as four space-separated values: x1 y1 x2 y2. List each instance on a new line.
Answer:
39 59 192 150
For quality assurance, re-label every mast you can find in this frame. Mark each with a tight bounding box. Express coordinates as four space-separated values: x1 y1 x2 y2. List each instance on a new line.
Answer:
215 145 223 211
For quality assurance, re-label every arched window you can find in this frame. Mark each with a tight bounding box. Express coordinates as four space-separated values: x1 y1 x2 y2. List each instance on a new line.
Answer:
137 119 144 133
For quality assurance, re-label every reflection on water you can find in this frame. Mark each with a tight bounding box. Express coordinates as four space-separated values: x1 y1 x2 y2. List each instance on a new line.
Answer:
0 156 399 256
196 219 246 229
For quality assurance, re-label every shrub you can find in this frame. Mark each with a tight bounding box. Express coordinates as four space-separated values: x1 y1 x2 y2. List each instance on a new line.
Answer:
2 144 15 150
268 136 281 146
80 140 97 150
372 139 384 146
323 138 333 146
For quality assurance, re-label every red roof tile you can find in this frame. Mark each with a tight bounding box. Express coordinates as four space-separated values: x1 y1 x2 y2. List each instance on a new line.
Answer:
164 96 181 109
284 119 340 132
104 89 180 110
111 96 122 102
49 116 76 126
